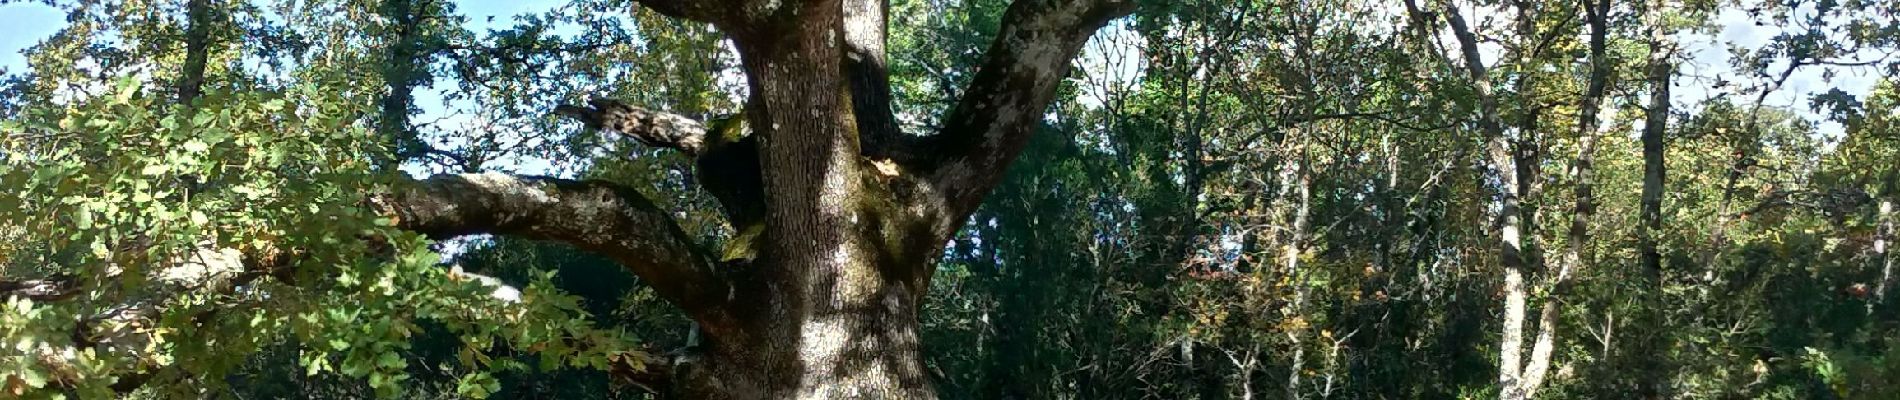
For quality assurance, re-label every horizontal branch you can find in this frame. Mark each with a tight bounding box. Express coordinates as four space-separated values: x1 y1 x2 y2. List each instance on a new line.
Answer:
380 173 736 326
3 243 290 303
555 99 710 156
0 276 78 301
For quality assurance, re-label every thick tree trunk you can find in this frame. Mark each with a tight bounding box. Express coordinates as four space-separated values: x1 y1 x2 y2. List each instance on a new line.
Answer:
664 2 928 396
676 269 933 399
614 0 1131 397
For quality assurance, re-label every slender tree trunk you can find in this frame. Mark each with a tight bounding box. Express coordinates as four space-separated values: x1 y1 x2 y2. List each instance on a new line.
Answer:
1634 3 1675 397
1278 17 1323 396
1440 2 1530 398
1638 3 1671 285
177 0 213 107
1240 358 1256 400
1876 200 1894 305
1281 146 1311 400
1517 2 1611 398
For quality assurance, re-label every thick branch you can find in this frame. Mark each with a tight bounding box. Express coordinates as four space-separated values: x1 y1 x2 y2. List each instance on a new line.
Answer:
382 173 736 327
926 0 1135 215
556 99 710 156
8 243 296 394
7 174 718 393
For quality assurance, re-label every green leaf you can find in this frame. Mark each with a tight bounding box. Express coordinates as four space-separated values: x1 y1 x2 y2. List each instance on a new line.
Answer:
19 367 47 388
72 209 94 228
111 78 138 104
376 351 404 369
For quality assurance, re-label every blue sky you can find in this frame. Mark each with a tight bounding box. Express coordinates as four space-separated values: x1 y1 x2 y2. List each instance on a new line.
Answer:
0 3 64 75
0 0 562 73
0 1 1885 141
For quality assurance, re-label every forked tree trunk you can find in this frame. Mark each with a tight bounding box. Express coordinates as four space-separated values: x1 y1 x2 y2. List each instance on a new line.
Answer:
670 3 931 396
550 0 1132 397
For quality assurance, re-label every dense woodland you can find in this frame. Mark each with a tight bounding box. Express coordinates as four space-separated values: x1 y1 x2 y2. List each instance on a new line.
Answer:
0 0 1897 398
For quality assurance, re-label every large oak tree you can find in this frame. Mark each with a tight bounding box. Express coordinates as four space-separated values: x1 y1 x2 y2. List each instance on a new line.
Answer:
2 0 1130 397
385 0 1133 397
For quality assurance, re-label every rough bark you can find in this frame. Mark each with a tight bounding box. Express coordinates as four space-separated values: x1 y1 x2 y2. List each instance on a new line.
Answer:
843 0 908 160
927 0 1137 219
381 174 739 329
556 99 712 155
